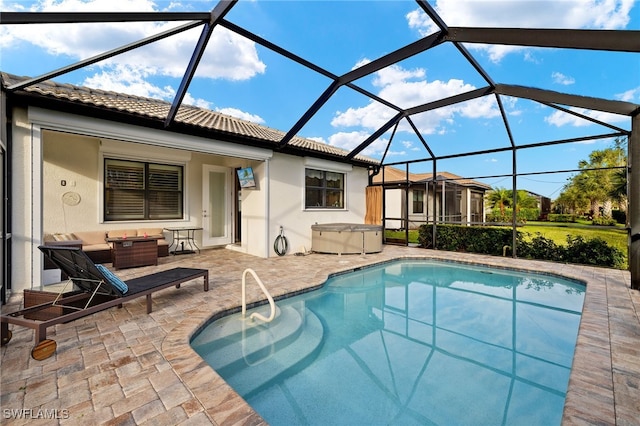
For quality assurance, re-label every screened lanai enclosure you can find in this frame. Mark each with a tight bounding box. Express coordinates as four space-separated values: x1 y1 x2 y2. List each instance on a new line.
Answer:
1 0 639 290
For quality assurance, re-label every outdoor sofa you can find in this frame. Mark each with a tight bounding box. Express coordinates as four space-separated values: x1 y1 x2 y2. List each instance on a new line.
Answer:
44 228 170 264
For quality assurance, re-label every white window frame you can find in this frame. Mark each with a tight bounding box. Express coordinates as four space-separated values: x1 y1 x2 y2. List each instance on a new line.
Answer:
303 157 352 211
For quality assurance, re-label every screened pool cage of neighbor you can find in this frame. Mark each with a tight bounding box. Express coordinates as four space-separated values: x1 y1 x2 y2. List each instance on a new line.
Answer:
1 0 639 288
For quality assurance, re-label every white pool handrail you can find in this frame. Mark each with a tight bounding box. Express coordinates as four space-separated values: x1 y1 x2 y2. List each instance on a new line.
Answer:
241 268 276 323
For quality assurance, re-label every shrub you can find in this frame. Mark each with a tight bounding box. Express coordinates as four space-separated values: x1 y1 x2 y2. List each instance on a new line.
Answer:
486 208 539 223
592 216 617 226
419 224 520 256
518 208 541 221
548 214 577 223
518 233 562 261
563 236 625 268
418 224 625 269
611 210 626 225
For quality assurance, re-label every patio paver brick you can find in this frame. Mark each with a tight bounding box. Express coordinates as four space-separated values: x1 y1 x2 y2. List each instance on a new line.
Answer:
1 246 639 424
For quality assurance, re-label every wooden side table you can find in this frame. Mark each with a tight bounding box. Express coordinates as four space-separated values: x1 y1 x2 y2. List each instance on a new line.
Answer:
107 237 159 270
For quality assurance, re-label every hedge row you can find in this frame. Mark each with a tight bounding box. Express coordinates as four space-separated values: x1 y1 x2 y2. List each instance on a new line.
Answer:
418 224 516 256
417 224 625 269
547 214 577 223
486 208 540 223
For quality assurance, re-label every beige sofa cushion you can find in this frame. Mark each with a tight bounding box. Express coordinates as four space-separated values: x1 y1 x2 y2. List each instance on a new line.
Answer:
136 228 168 246
82 243 111 252
136 228 164 238
74 231 107 246
107 229 137 239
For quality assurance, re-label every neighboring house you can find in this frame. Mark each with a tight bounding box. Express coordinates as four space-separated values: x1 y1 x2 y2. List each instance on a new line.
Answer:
1 72 377 294
524 190 552 220
370 166 490 229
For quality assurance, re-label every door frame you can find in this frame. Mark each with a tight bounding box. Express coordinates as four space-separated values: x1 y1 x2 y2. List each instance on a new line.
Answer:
202 165 233 247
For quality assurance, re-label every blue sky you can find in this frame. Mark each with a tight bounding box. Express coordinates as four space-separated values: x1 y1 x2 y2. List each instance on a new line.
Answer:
1 0 638 198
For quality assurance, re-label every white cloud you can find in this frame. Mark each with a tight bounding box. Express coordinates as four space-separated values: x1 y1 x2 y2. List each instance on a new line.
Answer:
545 107 628 127
83 65 176 99
331 104 398 130
407 0 634 62
183 93 212 110
216 107 265 124
1 0 266 82
326 61 503 157
82 64 209 107
326 131 391 157
552 72 576 86
523 52 542 64
372 65 425 88
331 62 499 138
616 87 640 102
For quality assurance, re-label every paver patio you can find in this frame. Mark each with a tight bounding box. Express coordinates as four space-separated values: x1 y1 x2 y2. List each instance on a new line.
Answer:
1 245 639 425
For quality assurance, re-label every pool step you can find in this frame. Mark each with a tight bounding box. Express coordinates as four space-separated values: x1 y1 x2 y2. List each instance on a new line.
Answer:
191 303 324 397
192 304 303 369
225 308 324 397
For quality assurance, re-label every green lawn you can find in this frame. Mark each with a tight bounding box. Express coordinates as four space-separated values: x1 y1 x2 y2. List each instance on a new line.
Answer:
385 229 420 244
521 221 627 255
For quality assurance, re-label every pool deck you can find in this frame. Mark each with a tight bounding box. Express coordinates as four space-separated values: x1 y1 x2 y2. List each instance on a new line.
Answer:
1 245 639 425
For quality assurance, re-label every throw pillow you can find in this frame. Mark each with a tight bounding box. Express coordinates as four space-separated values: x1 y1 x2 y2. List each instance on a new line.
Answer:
52 233 77 241
95 264 129 294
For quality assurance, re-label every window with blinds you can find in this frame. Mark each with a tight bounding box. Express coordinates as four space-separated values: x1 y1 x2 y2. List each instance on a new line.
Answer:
104 159 183 221
305 168 344 208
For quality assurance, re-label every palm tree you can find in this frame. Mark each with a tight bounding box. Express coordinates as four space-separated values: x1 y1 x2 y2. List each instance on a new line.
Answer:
512 190 539 210
568 142 626 218
609 137 628 211
610 168 627 210
554 183 588 214
486 187 511 215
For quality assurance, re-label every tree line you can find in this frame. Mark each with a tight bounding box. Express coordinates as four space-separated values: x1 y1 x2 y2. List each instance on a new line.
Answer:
554 137 627 220
485 137 628 223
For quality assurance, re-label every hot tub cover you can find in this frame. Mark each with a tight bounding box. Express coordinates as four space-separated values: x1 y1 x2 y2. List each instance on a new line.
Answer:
311 223 383 232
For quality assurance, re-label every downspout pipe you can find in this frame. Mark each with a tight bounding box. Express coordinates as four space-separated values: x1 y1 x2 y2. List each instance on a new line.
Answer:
368 165 381 186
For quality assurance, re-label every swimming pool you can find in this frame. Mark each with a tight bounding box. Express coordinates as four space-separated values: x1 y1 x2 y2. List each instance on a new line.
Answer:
191 259 585 425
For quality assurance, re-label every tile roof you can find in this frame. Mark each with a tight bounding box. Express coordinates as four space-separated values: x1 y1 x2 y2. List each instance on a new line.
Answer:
1 72 378 165
372 165 491 189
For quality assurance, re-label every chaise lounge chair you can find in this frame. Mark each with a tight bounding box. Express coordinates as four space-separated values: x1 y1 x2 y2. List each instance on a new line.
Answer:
1 245 209 360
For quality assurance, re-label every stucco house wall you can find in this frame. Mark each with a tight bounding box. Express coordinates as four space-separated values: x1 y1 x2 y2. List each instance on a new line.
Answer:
267 154 368 255
10 107 34 291
9 104 371 294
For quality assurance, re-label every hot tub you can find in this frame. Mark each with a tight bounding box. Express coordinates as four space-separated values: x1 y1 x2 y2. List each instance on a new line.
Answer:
311 223 383 254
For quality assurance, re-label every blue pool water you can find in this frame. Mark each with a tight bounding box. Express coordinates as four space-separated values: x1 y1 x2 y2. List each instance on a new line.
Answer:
191 259 585 425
